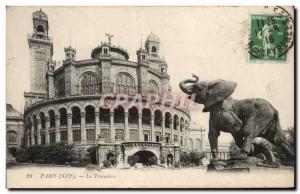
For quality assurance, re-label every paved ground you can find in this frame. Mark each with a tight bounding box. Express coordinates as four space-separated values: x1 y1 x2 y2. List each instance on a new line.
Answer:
6 165 294 188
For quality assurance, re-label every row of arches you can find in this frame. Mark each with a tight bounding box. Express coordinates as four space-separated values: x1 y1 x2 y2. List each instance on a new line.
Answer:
27 106 190 132
56 72 160 96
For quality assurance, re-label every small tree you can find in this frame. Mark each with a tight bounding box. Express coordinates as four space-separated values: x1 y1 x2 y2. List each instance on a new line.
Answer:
15 143 75 165
274 127 295 166
180 151 191 167
148 156 158 166
102 160 111 168
190 151 205 166
127 155 139 167
8 147 17 157
87 146 98 164
15 148 31 163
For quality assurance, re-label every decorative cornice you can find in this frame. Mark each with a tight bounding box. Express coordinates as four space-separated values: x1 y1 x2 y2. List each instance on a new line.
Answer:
28 36 52 47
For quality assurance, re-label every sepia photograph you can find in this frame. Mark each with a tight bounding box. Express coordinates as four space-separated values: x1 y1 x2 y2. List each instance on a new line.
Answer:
6 6 295 189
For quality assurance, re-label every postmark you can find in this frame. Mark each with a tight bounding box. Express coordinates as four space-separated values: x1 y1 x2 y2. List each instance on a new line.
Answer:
248 6 294 61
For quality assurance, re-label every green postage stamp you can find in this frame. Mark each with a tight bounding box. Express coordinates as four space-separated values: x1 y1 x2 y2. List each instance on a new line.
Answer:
248 14 291 61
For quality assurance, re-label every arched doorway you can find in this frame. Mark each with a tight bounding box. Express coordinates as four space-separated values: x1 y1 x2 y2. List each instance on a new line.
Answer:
133 150 158 166
107 152 115 166
167 154 173 166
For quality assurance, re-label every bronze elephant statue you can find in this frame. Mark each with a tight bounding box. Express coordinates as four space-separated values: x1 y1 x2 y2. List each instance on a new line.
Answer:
179 74 293 162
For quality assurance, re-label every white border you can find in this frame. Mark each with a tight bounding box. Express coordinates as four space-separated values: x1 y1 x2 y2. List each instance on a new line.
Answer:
1 0 299 193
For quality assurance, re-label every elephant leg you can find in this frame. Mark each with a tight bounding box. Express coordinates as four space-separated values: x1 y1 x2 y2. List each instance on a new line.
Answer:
232 132 244 149
242 135 255 154
240 117 258 154
232 117 257 159
208 119 220 161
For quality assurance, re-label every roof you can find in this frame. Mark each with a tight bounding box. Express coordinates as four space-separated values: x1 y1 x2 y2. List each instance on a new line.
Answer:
32 9 48 21
6 104 22 118
147 32 160 43
91 43 129 60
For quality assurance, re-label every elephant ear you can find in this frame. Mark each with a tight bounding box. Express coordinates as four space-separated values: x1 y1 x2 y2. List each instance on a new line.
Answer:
204 79 237 107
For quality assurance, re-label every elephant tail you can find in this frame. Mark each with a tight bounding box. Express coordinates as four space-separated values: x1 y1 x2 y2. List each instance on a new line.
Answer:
273 111 294 158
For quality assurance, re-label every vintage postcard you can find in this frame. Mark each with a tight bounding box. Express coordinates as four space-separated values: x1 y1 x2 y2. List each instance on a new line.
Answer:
6 6 295 189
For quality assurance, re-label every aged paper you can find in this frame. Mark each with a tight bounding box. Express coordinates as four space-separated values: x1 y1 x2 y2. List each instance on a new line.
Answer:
6 6 294 188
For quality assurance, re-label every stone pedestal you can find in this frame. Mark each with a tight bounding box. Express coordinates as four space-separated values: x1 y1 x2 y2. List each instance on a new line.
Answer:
207 157 279 172
97 138 106 168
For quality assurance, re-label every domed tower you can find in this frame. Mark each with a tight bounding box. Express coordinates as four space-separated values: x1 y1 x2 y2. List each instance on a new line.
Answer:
25 9 53 107
64 45 76 61
32 9 49 38
136 47 149 94
144 32 170 95
145 32 160 58
63 46 77 96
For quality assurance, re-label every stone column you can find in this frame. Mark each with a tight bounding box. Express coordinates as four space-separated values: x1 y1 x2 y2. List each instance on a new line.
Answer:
162 116 165 140
95 112 100 140
45 117 50 144
31 124 35 145
170 119 173 143
26 133 30 147
67 113 72 144
37 119 41 145
55 115 60 142
124 111 129 141
80 112 86 143
174 145 180 167
98 144 106 168
138 113 142 141
110 111 115 142
151 113 154 142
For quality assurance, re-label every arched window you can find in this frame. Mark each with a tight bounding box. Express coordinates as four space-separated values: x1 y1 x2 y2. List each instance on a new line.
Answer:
100 107 110 123
180 136 183 146
142 108 151 125
115 73 135 95
57 78 65 97
37 25 44 33
128 107 138 124
180 117 184 132
114 106 125 123
33 115 37 131
39 112 46 129
32 115 37 145
173 115 179 130
165 112 171 128
151 46 157 53
154 110 162 127
85 105 95 124
81 72 98 95
71 106 81 125
48 110 55 128
148 80 159 94
26 119 32 138
7 131 17 143
185 120 189 132
59 108 67 126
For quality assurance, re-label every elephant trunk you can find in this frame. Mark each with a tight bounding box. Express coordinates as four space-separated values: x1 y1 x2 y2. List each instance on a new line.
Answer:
179 74 199 94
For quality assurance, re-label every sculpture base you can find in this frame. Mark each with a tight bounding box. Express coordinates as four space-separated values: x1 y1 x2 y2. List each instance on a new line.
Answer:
207 157 279 172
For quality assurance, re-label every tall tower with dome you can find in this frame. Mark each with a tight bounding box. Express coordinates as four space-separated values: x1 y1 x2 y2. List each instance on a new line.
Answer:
25 9 55 107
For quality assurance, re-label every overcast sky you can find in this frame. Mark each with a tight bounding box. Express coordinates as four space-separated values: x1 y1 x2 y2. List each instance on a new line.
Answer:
7 6 294 144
